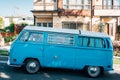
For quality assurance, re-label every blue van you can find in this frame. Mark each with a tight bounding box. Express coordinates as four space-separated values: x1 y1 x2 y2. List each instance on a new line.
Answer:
8 26 113 77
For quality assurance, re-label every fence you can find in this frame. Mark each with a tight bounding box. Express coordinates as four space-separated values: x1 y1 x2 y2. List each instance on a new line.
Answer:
94 5 120 10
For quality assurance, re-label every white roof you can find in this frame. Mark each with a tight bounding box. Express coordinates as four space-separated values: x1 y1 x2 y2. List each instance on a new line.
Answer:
24 26 109 38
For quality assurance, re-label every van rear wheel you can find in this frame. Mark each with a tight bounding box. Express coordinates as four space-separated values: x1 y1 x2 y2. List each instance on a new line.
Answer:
85 66 101 78
25 59 40 74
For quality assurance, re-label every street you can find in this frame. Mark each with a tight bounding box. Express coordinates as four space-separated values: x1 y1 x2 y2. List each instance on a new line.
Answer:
0 56 120 80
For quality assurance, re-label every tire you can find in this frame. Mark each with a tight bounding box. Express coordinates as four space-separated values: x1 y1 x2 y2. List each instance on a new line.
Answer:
86 66 101 78
24 59 40 74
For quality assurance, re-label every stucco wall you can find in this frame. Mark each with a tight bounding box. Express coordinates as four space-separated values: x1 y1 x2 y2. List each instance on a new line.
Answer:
53 16 88 28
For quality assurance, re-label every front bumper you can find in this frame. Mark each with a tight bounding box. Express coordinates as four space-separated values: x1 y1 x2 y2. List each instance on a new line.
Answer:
7 60 21 67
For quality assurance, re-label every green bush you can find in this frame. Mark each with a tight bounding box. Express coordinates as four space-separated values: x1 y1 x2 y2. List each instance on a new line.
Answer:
4 35 17 43
4 23 14 32
0 29 5 32
19 23 28 27
0 50 9 56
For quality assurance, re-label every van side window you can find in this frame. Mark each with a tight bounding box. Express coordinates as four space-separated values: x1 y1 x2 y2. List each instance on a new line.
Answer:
95 38 105 48
20 32 29 41
78 37 83 46
48 34 74 45
28 33 43 42
83 37 89 47
78 36 105 48
89 38 95 47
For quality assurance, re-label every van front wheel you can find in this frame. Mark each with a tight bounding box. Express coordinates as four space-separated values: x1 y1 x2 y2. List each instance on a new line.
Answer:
25 59 40 74
86 66 101 78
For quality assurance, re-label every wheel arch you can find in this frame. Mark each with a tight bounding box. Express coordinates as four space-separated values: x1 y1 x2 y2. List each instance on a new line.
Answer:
23 58 41 66
83 65 104 71
83 65 104 77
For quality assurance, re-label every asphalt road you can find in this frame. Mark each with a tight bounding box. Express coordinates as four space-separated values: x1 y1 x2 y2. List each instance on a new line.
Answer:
0 56 120 80
0 63 120 80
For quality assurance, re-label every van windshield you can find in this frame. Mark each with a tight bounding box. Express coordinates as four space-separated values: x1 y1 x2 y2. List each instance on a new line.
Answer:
20 32 29 41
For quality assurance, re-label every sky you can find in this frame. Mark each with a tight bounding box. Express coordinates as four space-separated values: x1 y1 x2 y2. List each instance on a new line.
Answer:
0 0 33 17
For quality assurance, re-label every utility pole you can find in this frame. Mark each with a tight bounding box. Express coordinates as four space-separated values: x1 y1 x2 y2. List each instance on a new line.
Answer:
90 0 93 31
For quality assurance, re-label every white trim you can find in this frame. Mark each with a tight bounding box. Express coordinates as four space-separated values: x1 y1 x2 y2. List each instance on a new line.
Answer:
0 56 8 58
0 61 7 64
24 26 80 34
24 26 110 38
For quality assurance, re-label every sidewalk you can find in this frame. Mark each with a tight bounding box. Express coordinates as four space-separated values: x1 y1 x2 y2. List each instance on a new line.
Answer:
114 64 120 70
0 46 10 51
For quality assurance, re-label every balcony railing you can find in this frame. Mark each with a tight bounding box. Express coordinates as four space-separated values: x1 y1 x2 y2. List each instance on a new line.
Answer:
94 5 120 10
34 2 57 10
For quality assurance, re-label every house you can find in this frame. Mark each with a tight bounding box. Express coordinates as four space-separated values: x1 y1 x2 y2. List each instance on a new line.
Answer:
31 0 120 41
93 0 120 40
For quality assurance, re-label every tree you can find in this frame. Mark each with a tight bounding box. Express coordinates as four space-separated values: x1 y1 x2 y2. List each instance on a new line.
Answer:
98 22 105 32
19 22 28 27
0 17 4 29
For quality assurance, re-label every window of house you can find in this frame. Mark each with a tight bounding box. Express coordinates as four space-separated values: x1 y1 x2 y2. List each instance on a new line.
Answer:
62 22 89 30
37 23 41 26
28 33 43 43
45 0 57 2
43 23 47 27
37 22 53 28
47 34 74 45
37 0 42 2
62 22 76 29
51 0 56 2
48 23 53 27
103 0 114 9
63 0 91 10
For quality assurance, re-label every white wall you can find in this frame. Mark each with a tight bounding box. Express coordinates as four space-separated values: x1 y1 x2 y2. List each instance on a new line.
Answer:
3 17 33 28
94 10 120 16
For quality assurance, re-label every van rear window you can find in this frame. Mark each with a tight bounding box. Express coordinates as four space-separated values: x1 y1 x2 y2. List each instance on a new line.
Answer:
78 36 106 48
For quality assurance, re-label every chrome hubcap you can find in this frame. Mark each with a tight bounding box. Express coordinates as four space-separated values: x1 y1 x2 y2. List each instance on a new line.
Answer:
90 67 98 73
29 62 36 68
88 66 100 77
27 62 38 72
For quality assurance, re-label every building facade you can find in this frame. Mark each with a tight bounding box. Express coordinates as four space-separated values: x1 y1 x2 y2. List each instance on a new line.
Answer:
32 0 120 40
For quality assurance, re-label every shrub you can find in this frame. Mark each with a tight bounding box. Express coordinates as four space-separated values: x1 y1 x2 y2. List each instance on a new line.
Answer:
0 29 5 32
113 41 120 57
5 23 14 32
98 22 105 32
4 35 17 43
19 23 28 27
